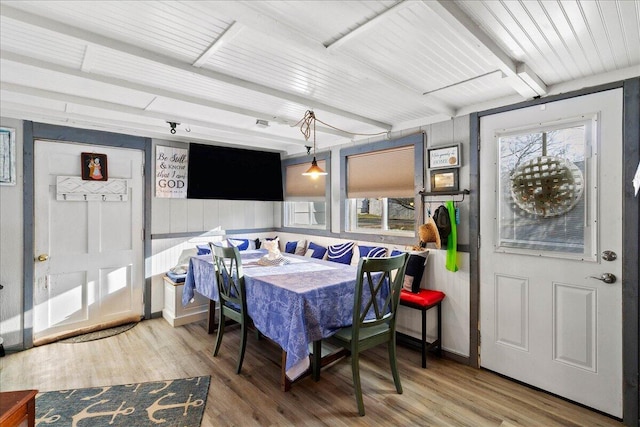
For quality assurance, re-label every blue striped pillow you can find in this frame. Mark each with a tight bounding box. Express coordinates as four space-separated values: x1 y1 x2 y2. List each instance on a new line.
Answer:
327 242 355 264
358 245 387 258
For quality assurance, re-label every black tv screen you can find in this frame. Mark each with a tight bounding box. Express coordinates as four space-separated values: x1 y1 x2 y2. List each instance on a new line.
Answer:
187 143 284 201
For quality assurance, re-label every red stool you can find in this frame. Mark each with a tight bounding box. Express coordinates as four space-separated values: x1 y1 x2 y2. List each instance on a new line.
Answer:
399 289 446 368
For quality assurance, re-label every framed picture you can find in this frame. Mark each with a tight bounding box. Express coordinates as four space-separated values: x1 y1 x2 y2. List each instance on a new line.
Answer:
430 168 459 192
0 127 17 186
428 144 460 169
81 152 108 181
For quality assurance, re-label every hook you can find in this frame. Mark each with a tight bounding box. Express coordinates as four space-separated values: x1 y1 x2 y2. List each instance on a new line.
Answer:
167 121 180 134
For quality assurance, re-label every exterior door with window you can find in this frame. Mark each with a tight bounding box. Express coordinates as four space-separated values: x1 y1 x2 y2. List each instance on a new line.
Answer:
33 141 144 344
479 89 623 417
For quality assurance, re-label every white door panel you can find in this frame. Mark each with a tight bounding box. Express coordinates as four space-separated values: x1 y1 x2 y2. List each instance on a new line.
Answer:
480 89 622 417
34 141 144 342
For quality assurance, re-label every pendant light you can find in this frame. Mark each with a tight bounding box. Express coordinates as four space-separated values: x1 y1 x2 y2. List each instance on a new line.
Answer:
300 111 327 179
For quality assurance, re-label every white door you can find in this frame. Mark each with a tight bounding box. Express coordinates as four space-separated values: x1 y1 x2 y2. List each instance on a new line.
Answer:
33 140 144 344
479 89 623 417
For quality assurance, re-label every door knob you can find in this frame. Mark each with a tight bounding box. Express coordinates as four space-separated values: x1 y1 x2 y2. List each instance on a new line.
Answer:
37 254 49 262
589 273 616 284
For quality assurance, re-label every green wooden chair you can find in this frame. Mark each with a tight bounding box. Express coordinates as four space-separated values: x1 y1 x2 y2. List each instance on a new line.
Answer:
319 252 409 416
210 242 250 374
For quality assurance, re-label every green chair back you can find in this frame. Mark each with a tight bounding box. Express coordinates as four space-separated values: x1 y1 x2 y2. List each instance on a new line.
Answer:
210 242 250 374
352 253 408 341
323 252 409 416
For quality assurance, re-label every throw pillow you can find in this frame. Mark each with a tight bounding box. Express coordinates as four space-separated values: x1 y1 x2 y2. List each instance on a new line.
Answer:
196 244 211 255
227 238 249 251
327 242 355 264
358 245 387 258
285 241 297 254
390 249 404 257
285 239 307 255
403 251 429 293
305 242 327 259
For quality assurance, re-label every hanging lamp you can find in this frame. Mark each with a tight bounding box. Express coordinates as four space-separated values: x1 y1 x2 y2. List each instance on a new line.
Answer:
300 111 327 179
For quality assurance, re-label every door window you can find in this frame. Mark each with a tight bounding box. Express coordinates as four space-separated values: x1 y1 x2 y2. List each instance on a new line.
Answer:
496 118 596 259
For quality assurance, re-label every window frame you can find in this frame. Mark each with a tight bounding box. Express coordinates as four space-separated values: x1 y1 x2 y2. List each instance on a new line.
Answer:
281 152 331 231
340 133 424 243
493 116 596 261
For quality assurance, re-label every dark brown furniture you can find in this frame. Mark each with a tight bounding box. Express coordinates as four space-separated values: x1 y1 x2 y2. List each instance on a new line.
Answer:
0 389 38 427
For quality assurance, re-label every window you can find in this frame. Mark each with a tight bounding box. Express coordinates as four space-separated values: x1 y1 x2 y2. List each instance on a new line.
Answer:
282 157 329 229
496 118 594 256
341 134 424 236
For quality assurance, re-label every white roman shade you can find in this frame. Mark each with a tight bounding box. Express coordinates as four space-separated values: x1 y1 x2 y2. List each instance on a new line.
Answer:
285 160 327 199
347 145 415 198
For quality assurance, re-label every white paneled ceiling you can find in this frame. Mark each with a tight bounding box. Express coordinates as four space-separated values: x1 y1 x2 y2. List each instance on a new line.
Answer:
1 0 638 155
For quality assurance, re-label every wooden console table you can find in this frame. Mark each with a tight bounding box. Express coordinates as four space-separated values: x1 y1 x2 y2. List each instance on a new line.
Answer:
0 389 38 427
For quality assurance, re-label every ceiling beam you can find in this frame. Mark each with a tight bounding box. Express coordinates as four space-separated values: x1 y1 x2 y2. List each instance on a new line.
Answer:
0 82 308 147
193 21 243 68
0 51 353 139
0 101 297 152
325 0 412 50
424 0 547 98
0 5 392 130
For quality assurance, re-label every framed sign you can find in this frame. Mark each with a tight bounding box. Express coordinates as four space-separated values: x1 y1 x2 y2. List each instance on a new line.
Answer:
81 152 108 181
428 144 460 169
430 168 459 192
155 145 188 198
0 127 16 185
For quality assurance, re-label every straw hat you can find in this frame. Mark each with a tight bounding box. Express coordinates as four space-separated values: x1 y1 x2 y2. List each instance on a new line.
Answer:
418 216 441 249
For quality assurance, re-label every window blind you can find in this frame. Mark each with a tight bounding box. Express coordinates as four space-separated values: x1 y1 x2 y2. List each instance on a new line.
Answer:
285 160 327 199
347 145 415 198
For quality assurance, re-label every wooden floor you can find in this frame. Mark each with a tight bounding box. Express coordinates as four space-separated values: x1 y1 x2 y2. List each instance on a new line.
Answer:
0 318 622 426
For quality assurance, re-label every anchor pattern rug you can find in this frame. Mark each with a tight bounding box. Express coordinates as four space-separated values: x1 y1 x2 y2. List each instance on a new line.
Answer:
35 376 210 426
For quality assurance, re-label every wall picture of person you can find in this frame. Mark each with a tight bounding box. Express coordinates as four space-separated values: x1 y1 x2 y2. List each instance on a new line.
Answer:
81 152 108 181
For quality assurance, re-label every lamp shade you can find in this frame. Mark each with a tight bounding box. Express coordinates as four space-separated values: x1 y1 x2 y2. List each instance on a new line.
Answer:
302 157 327 179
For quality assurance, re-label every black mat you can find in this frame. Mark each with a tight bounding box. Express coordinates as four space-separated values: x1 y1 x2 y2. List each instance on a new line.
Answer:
35 376 210 426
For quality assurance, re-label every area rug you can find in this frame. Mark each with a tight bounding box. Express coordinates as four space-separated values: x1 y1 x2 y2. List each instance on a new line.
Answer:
35 376 210 426
59 322 137 343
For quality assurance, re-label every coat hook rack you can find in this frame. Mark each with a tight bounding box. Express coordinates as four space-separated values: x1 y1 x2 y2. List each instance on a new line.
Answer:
419 189 470 203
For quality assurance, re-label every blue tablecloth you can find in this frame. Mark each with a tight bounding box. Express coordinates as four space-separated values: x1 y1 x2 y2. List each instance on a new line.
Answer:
183 250 374 380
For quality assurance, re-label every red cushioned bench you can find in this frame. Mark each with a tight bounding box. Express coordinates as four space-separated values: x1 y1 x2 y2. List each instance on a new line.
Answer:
398 289 446 368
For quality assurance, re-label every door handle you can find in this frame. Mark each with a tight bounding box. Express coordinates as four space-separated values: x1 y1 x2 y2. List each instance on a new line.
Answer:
36 254 49 262
589 273 616 284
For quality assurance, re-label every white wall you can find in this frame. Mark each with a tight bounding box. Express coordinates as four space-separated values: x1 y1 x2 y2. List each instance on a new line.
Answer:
149 139 279 313
0 118 23 348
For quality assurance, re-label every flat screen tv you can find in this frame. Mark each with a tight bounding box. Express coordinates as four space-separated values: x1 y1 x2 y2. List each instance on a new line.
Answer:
187 143 284 201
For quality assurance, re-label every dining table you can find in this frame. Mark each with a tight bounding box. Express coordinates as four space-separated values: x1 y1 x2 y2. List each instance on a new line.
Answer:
182 249 379 391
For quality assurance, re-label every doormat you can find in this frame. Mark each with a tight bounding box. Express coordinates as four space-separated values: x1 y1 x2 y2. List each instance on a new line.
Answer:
59 322 137 343
35 376 210 426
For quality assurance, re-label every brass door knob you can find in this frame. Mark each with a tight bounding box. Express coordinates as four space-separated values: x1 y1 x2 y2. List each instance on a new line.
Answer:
37 254 49 262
